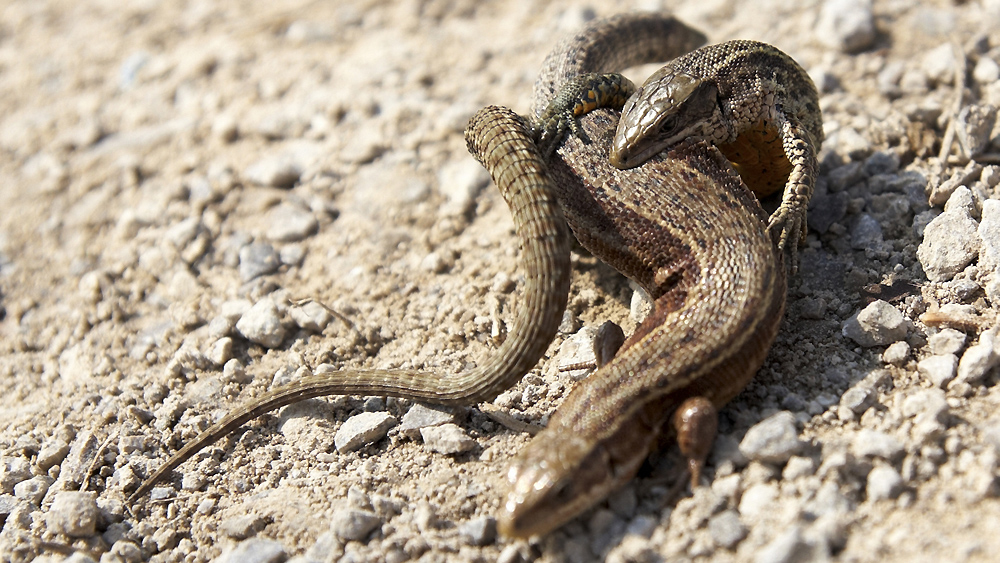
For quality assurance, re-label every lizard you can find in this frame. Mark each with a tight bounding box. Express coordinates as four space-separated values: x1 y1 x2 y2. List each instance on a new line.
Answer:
128 13 792 540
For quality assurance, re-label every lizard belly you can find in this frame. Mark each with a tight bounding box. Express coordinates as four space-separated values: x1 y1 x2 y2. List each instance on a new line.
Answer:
717 119 792 199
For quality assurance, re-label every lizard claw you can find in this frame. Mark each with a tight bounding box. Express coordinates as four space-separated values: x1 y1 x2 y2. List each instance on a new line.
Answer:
766 205 806 274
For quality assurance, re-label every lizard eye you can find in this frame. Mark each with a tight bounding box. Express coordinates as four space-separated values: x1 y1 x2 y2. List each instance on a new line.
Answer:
659 114 680 133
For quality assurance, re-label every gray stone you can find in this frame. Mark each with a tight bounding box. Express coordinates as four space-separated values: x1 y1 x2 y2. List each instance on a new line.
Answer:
239 243 281 281
0 457 31 494
438 158 487 216
839 386 875 417
928 328 967 355
754 527 821 563
739 411 802 464
708 509 746 549
399 404 455 438
923 43 956 85
48 491 99 538
867 465 904 501
842 300 908 347
420 423 476 455
236 299 286 348
213 538 288 563
244 156 301 188
917 354 958 388
13 476 52 506
974 57 1000 84
267 203 318 242
815 0 876 53
851 429 905 462
330 508 381 541
288 300 332 333
738 483 778 519
919 187 980 282
207 338 234 366
882 341 910 365
60 431 100 486
459 516 497 546
219 513 270 539
335 411 397 452
956 104 997 157
957 328 1000 384
978 200 1000 275
850 214 883 250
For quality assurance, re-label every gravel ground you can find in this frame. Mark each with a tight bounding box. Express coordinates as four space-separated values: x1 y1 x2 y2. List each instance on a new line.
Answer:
3 0 1000 562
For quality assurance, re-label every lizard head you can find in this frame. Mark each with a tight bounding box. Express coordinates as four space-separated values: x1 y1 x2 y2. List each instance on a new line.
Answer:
610 68 720 170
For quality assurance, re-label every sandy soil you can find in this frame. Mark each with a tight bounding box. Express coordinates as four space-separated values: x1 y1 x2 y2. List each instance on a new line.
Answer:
2 0 1000 562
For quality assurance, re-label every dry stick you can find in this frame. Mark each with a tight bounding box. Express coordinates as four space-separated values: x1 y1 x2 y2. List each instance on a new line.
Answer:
938 42 968 162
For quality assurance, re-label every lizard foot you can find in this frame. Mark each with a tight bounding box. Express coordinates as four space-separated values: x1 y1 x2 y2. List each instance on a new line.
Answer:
766 203 807 274
533 72 635 158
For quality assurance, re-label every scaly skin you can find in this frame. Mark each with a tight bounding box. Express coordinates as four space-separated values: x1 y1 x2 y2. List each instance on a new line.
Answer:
609 39 824 272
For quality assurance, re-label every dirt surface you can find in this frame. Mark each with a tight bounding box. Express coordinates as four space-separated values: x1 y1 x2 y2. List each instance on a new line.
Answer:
3 0 1000 562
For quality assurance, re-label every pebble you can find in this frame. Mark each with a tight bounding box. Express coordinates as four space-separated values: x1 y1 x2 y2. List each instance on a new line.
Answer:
555 325 599 380
288 300 333 333
220 513 270 539
334 411 397 452
458 516 497 546
918 188 980 282
814 0 876 53
956 328 1000 384
266 203 318 242
48 491 99 537
851 429 905 462
901 389 949 444
917 354 959 388
60 431 100 486
809 192 849 234
214 538 288 563
978 200 1000 275
708 509 746 549
867 464 904 501
922 43 956 85
842 300 907 347
740 411 802 464
244 156 302 188
738 483 778 519
420 423 476 454
755 527 822 563
838 386 875 419
882 341 910 365
235 299 286 348
239 242 281 281
928 328 967 355
330 508 382 541
973 57 1000 84
399 404 455 438
930 163 982 206
280 243 306 266
13 476 52 506
850 214 883 250
207 338 234 366
956 104 998 157
438 158 487 216
0 457 31 494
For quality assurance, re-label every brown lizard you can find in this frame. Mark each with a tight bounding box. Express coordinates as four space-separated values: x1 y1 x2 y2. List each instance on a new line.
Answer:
129 13 793 539
608 40 824 272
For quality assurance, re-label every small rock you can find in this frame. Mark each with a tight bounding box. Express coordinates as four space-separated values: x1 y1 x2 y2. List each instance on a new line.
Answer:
13 476 52 506
288 300 333 332
330 508 381 541
0 457 31 494
755 527 820 563
928 328 967 355
555 325 599 380
956 104 997 158
882 341 910 365
48 491 99 537
267 203 318 242
918 188 980 282
974 57 1000 84
842 300 908 347
867 464 904 501
917 354 959 388
739 411 802 464
207 338 234 366
783 456 817 480
60 431 100 486
851 429 905 462
334 411 397 452
738 483 778 519
839 386 875 417
438 158 487 216
399 404 455 438
420 423 476 454
850 214 883 250
280 243 305 266
978 200 1000 274
815 0 875 53
235 299 286 348
219 513 270 539
244 156 301 188
239 243 281 281
923 43 956 85
459 516 497 546
213 538 287 563
956 328 1000 384
708 509 746 549
630 287 653 324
